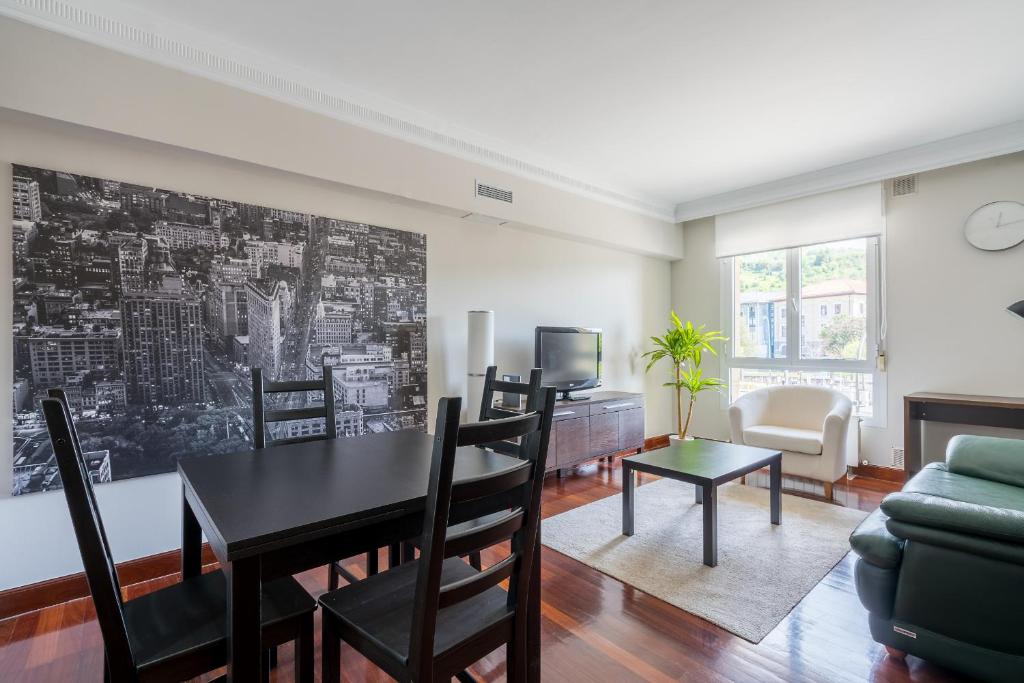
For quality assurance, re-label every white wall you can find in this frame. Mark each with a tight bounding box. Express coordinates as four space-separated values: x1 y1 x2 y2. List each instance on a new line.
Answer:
0 108 672 590
673 153 1024 465
0 17 682 261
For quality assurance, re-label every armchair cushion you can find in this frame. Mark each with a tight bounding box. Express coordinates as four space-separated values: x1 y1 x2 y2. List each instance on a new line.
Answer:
742 425 823 455
881 463 1024 545
946 434 1024 489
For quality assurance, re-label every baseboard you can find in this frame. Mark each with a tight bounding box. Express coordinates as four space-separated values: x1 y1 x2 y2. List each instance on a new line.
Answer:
0 544 217 620
850 463 907 484
643 434 670 450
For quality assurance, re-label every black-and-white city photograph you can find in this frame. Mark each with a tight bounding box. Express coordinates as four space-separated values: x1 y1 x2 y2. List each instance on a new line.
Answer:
11 164 427 495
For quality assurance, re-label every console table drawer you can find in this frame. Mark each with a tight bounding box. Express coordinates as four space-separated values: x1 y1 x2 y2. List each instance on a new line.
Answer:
591 397 644 415
551 404 590 421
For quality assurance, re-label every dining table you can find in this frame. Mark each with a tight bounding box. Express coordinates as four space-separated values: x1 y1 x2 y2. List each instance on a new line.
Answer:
178 429 542 682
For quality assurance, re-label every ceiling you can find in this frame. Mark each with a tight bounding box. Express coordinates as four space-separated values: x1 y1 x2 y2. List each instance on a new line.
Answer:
7 0 1024 221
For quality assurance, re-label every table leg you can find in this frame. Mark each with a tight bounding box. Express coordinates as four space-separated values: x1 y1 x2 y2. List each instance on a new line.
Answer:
226 556 262 682
702 486 718 567
622 464 635 536
694 484 703 505
181 486 202 579
526 525 541 683
770 458 782 525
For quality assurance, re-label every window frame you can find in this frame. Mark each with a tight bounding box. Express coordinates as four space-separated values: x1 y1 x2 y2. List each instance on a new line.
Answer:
720 236 886 427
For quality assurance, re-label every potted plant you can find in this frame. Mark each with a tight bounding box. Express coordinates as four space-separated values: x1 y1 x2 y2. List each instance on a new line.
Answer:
643 312 727 443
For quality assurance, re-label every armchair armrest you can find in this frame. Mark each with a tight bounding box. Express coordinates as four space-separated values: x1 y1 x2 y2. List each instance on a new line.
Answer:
728 390 769 443
946 435 1024 489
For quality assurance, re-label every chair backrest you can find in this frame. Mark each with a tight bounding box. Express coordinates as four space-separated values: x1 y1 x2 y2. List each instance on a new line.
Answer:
251 365 338 448
761 385 849 431
41 394 135 678
478 366 544 420
408 387 555 674
477 366 544 456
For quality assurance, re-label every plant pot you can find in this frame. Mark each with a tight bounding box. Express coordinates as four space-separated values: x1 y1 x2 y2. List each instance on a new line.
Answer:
668 434 695 445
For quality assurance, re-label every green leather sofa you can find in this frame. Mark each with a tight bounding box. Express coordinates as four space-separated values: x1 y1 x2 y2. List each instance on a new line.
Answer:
849 434 1024 682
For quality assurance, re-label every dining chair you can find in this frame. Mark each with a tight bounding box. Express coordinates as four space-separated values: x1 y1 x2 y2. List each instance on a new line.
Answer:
250 366 388 589
397 367 546 571
41 394 316 683
319 388 555 683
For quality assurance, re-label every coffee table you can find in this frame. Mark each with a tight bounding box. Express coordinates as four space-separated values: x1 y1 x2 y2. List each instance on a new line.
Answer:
621 439 782 567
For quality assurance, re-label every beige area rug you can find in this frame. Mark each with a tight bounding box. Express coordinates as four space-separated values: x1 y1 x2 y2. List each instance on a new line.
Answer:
541 479 867 642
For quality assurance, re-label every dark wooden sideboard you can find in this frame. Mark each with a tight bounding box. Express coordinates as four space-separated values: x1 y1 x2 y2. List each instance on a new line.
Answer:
904 392 1024 475
498 391 645 476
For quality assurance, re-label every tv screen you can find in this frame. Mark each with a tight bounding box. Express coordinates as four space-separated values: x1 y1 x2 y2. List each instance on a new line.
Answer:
535 327 602 393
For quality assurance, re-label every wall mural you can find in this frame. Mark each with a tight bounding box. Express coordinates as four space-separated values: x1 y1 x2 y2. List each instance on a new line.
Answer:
11 165 427 495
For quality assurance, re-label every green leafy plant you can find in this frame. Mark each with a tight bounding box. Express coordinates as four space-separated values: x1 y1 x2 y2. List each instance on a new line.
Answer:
642 312 728 439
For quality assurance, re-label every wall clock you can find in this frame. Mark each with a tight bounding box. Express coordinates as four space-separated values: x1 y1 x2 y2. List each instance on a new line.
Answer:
964 200 1024 251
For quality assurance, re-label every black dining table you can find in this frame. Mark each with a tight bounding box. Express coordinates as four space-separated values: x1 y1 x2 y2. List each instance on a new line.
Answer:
178 429 542 682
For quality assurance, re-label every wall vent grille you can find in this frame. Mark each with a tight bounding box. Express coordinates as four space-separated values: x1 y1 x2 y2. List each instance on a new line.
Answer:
891 174 917 196
475 181 513 204
892 447 905 468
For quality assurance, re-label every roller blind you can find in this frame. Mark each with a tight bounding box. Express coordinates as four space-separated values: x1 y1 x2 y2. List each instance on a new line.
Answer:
714 182 884 258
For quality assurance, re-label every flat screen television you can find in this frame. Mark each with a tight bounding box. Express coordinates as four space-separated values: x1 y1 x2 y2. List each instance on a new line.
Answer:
534 327 602 400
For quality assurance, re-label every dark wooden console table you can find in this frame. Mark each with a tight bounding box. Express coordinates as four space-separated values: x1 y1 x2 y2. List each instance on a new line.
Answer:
499 390 644 476
904 392 1024 475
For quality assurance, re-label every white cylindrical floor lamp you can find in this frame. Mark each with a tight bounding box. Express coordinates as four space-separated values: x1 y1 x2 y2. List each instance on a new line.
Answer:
467 310 494 421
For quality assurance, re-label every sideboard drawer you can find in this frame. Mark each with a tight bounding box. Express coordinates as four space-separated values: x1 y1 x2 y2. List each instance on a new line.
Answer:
590 396 644 415
551 403 590 422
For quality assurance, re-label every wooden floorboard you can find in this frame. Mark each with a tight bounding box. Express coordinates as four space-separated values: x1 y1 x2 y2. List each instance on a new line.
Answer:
0 458 970 682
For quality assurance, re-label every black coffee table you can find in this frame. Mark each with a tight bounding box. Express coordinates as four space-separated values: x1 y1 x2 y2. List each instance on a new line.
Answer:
621 439 782 567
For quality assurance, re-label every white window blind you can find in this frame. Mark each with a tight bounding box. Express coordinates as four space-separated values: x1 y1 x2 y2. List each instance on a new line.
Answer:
714 183 884 258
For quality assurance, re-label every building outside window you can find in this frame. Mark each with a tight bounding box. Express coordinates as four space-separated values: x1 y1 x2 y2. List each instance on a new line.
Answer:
724 237 883 422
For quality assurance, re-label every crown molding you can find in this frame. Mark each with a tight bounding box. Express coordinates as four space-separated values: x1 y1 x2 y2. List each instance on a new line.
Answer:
674 119 1024 222
0 0 677 222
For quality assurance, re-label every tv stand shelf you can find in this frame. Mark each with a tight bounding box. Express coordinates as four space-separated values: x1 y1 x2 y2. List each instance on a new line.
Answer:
501 391 645 476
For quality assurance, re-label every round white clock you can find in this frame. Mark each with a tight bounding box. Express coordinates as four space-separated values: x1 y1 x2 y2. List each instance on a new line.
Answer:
964 200 1024 251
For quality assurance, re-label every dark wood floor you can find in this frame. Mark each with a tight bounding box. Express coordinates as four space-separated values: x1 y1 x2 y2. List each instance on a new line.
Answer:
0 459 970 682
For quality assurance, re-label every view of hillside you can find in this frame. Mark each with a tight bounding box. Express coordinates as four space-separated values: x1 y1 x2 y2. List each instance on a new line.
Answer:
737 238 867 293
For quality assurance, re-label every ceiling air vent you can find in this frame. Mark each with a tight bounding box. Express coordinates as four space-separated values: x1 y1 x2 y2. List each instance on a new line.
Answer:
891 174 917 197
475 181 513 204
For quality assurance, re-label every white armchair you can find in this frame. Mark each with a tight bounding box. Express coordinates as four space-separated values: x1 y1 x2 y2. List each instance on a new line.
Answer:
728 385 856 499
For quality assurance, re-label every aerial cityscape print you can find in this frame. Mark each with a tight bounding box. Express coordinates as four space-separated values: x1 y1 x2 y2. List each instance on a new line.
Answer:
11 165 427 495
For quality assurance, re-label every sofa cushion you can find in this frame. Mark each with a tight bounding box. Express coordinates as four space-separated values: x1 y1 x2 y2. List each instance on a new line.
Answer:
946 434 1024 489
742 425 823 455
880 463 1024 545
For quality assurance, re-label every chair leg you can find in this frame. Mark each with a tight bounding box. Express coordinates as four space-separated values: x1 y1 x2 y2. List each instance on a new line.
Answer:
322 613 342 683
295 614 314 683
468 551 482 571
823 480 834 502
262 650 271 683
506 627 527 683
328 561 340 591
367 549 379 577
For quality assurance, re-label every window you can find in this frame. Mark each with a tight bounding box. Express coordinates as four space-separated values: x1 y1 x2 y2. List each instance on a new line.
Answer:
723 237 883 422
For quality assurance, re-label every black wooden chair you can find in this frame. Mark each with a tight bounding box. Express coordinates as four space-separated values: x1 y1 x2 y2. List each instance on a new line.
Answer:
251 366 387 589
41 393 316 683
319 388 555 683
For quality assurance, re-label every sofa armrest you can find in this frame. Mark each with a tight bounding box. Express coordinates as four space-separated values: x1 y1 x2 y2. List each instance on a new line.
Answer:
946 434 1024 489
881 491 1024 546
850 508 903 569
